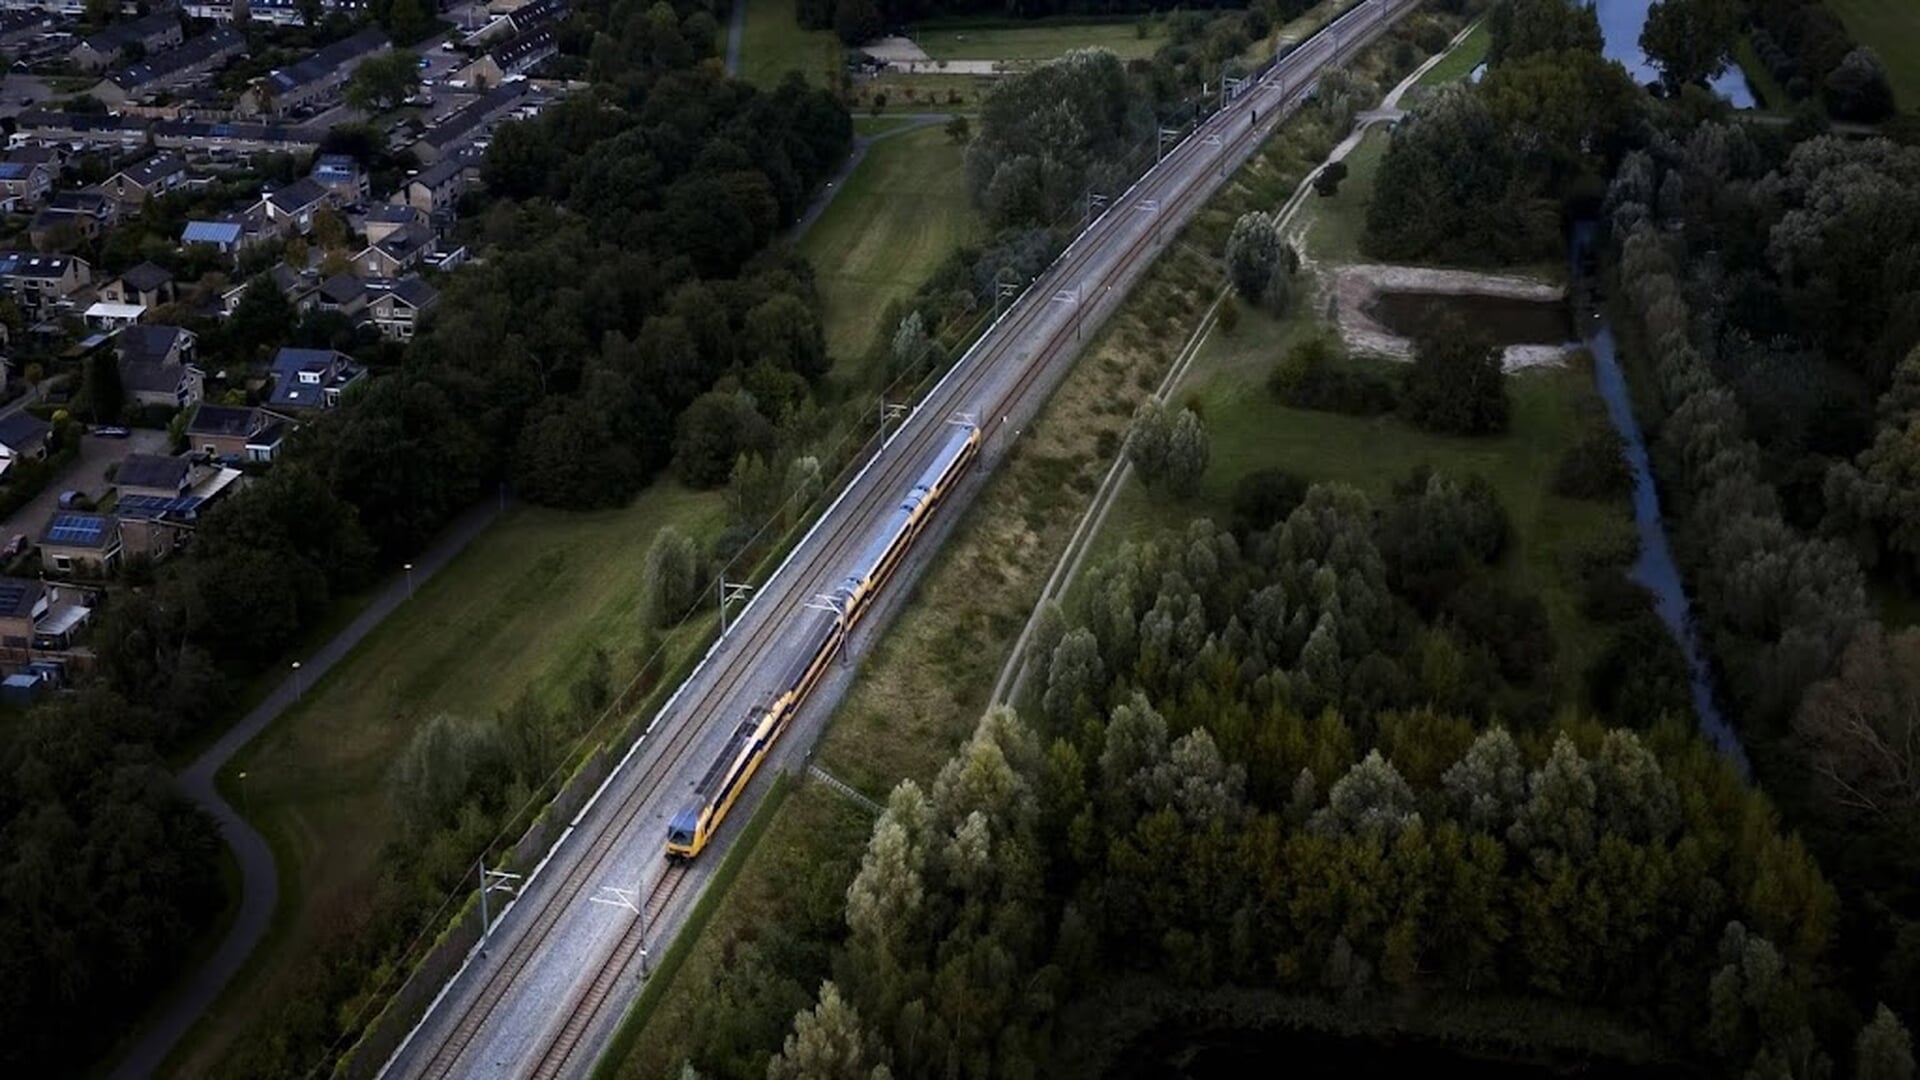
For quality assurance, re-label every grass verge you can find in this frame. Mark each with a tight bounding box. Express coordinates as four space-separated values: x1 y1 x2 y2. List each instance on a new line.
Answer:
1415 20 1487 86
1826 0 1920 109
740 0 839 89
593 772 829 1080
913 18 1161 62
1733 35 1790 111
801 125 979 382
167 486 727 1078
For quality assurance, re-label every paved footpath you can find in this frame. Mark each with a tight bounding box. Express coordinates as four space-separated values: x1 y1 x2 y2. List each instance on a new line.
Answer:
725 0 746 75
790 113 951 242
110 497 507 1080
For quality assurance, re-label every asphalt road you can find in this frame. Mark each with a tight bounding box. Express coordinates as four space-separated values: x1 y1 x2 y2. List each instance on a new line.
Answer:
381 3 1421 1077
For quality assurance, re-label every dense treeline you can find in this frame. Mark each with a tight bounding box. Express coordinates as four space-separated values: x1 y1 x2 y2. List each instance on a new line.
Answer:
1606 117 1920 1025
757 486 1884 1078
1368 0 1641 264
1 0 854 1074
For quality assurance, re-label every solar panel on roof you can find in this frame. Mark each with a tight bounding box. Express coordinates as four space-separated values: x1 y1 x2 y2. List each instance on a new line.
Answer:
0 580 28 612
47 514 106 546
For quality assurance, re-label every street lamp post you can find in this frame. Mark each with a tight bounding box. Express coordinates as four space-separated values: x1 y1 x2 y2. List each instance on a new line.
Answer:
404 562 414 598
291 661 303 701
238 771 248 816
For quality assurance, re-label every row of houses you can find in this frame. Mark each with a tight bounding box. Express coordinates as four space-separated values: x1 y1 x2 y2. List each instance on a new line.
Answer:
92 25 246 106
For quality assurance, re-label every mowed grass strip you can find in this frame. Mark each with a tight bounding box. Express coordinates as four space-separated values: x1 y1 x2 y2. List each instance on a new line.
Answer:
1291 127 1389 265
1416 20 1488 86
914 19 1160 62
1827 0 1920 108
740 0 839 89
802 125 979 382
169 485 726 1078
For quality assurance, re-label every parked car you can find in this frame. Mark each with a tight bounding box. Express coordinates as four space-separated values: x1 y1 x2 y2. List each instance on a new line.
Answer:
1 534 26 560
57 490 84 509
92 425 129 438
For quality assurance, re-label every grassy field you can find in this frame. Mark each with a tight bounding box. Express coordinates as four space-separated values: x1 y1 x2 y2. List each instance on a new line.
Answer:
168 485 727 1077
740 0 839 89
1092 309 1628 702
801 125 979 385
1292 128 1389 264
1415 20 1488 87
1827 0 1920 108
914 18 1161 62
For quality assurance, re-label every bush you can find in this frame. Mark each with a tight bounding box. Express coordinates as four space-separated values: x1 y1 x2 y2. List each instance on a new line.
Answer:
1553 420 1631 498
1582 567 1655 623
1268 336 1398 415
1230 467 1308 536
1586 612 1694 723
1403 320 1509 435
1312 159 1349 197
1444 578 1554 683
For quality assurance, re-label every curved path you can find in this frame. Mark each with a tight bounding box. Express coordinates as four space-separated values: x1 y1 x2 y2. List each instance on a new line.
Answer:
789 112 951 242
110 498 506 1080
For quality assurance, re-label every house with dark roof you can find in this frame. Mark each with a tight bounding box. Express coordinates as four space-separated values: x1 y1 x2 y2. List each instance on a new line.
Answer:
317 272 368 315
0 412 51 463
117 325 201 408
222 263 319 317
0 576 47 656
242 28 389 117
413 81 529 164
0 159 54 211
259 177 338 235
354 225 433 278
268 347 361 411
362 203 424 245
92 26 246 106
29 191 115 249
0 252 90 318
186 403 285 463
102 155 188 215
114 453 193 499
70 11 185 72
99 262 176 308
182 219 246 254
455 25 556 89
395 154 475 215
367 277 438 341
311 154 368 201
40 513 120 577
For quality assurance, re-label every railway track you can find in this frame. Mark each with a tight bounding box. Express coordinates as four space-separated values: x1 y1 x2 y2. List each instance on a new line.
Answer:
387 4 1413 1075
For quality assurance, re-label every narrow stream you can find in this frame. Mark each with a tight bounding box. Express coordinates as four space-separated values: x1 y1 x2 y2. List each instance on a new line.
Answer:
1574 223 1748 770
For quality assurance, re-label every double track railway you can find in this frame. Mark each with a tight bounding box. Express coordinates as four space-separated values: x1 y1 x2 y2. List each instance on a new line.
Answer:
385 4 1415 1075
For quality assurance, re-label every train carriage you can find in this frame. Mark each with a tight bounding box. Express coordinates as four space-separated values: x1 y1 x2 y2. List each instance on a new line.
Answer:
665 422 979 859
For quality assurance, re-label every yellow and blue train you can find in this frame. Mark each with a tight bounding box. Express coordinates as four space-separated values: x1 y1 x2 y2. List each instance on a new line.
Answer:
666 421 981 858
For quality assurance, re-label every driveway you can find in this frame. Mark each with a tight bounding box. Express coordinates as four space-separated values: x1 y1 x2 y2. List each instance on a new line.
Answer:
0 73 54 120
2 427 169 541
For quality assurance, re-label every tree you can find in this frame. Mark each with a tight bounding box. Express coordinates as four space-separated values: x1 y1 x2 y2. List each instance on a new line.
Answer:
833 0 880 44
1487 0 1603 65
1125 398 1171 481
643 525 701 627
225 275 295 362
674 391 774 489
1442 726 1527 833
1857 1005 1916 1080
388 712 507 837
1163 406 1210 494
344 50 420 113
1225 210 1284 305
766 982 890 1080
1403 321 1510 435
1311 749 1420 837
85 345 124 424
1793 625 1920 825
1312 159 1349 197
384 0 433 44
1826 48 1896 123
890 312 940 379
1044 627 1104 725
944 114 971 144
1639 0 1738 92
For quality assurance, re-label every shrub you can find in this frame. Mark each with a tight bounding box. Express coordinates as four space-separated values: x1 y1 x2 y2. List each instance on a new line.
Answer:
1554 420 1631 499
1268 336 1398 415
1230 467 1308 536
1403 320 1509 435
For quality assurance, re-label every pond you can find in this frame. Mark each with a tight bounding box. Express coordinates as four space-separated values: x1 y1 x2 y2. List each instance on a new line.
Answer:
1365 291 1575 346
1590 0 1757 108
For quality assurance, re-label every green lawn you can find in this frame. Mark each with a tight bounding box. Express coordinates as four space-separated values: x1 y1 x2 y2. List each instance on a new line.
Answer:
1293 127 1389 264
167 485 727 1078
1416 20 1488 87
740 0 839 89
801 125 979 385
914 18 1161 62
1827 0 1920 108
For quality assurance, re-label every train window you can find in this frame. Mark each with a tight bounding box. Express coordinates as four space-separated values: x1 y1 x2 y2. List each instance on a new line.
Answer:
667 826 693 846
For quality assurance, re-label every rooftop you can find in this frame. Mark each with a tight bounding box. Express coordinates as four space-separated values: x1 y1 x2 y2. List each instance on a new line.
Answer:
114 452 190 492
186 402 261 437
42 513 116 551
0 412 50 451
107 26 245 91
182 219 244 246
265 177 330 214
264 28 388 94
0 576 46 620
118 261 172 294
118 323 191 369
82 11 180 55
